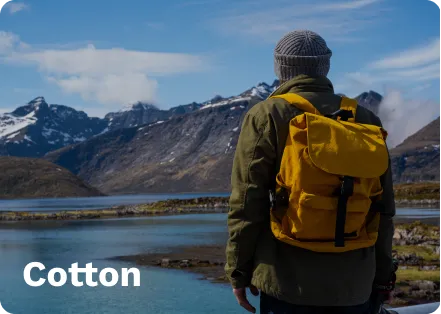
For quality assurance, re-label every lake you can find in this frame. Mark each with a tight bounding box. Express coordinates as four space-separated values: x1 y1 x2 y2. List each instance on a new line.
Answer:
0 214 246 314
0 211 439 314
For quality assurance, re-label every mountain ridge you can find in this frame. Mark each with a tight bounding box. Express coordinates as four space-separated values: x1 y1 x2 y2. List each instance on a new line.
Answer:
390 117 440 183
3 81 438 193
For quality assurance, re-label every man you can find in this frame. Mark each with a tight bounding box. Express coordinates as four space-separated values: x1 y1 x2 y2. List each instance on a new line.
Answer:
225 30 396 314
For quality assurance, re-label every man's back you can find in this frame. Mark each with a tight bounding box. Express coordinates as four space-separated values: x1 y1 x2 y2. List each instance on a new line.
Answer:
226 70 395 312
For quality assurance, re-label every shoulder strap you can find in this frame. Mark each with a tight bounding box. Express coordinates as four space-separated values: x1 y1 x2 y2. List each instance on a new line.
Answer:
339 97 358 123
270 93 321 115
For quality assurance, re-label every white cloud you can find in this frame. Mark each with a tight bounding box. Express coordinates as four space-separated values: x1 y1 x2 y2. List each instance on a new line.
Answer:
339 38 440 96
213 0 382 42
49 73 158 106
4 2 29 14
6 44 208 76
378 89 439 148
0 31 22 53
0 32 210 109
321 0 381 10
335 39 439 147
370 38 440 69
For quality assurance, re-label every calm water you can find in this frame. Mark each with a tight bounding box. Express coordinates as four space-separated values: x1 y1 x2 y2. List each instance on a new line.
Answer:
0 193 230 212
0 214 250 314
0 204 438 314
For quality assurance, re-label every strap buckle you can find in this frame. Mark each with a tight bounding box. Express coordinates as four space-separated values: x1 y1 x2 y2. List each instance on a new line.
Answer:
326 109 354 121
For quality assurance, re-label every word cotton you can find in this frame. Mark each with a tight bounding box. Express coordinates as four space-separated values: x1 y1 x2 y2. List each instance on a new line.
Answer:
24 262 140 287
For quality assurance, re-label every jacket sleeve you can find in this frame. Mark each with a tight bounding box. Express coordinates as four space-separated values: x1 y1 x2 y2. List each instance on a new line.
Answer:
225 111 277 289
374 153 396 284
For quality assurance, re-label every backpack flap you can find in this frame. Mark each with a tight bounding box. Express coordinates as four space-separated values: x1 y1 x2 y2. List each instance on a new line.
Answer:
305 113 389 179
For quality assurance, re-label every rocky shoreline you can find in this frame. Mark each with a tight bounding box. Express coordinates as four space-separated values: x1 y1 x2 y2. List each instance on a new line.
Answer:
115 222 440 307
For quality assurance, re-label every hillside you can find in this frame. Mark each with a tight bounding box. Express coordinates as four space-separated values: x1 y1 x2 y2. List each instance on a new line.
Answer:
390 117 440 183
45 98 251 194
0 157 104 199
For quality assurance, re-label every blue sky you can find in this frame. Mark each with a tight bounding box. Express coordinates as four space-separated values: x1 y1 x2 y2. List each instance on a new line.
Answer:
0 0 439 118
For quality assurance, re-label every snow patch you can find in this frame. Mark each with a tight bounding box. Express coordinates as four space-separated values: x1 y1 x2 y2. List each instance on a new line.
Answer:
24 135 36 144
232 127 239 132
42 128 57 138
97 127 109 136
0 113 37 139
6 131 20 139
200 97 251 110
225 137 233 154
73 136 86 142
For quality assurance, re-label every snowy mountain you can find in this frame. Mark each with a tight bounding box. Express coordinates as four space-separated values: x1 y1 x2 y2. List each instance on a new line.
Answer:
0 97 108 157
104 80 280 130
1 80 386 163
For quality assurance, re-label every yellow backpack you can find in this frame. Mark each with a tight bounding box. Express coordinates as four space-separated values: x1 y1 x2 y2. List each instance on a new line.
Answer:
269 93 389 253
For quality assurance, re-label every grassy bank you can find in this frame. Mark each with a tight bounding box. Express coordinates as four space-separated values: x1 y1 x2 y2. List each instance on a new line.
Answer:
0 197 229 221
394 182 439 206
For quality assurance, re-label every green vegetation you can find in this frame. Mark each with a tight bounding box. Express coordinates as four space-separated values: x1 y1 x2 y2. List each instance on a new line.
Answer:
397 267 440 282
393 245 439 262
0 197 229 221
394 182 440 201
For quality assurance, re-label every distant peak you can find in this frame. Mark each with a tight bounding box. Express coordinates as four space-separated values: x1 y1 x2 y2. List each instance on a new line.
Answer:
356 90 383 102
120 102 158 112
256 82 270 87
271 79 280 88
209 95 224 103
28 97 47 106
11 97 49 117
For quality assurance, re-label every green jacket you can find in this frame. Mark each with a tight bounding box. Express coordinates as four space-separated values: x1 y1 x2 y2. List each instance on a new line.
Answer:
225 75 395 306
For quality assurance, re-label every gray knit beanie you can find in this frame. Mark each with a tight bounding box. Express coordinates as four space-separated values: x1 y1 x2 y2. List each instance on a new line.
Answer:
274 30 332 82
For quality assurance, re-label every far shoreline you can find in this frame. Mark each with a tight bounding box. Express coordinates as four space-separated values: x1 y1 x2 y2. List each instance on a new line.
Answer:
0 202 439 224
0 195 439 222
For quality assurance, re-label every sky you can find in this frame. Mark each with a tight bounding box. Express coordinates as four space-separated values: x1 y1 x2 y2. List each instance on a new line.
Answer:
0 0 439 120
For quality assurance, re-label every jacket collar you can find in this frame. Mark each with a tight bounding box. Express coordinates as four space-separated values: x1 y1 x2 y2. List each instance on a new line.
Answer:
270 75 335 97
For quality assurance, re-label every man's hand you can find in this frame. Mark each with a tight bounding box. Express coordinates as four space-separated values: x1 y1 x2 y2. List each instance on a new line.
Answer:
233 285 259 313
